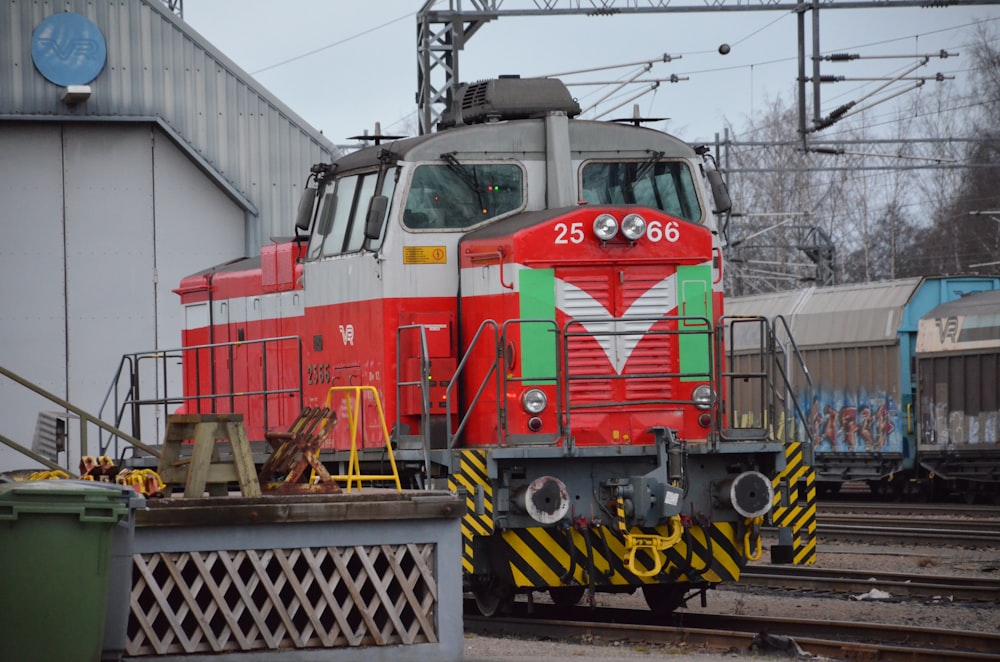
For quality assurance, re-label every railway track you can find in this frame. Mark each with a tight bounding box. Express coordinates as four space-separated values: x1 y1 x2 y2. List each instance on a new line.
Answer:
819 501 1000 516
811 513 1000 546
740 565 1000 602
465 602 1000 661
465 501 999 658
787 505 1000 546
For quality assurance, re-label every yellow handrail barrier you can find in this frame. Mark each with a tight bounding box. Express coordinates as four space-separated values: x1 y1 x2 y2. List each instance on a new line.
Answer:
324 386 402 493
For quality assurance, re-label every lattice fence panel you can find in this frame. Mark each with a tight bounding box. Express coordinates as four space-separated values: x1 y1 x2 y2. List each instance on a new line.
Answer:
126 543 438 656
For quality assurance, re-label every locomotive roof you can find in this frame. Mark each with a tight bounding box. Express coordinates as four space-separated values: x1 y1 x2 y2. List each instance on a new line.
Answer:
183 254 263 278
329 117 697 174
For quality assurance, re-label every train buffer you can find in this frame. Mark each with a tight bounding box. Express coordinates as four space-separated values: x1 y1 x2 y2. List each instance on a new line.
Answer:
259 406 341 494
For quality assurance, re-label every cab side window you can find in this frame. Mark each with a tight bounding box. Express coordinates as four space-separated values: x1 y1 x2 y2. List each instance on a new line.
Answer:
323 177 358 257
344 174 378 253
308 172 390 259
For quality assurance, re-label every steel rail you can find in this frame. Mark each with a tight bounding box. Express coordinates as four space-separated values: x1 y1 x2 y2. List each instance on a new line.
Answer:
466 610 1000 661
819 501 1000 516
815 522 1000 546
740 565 1000 602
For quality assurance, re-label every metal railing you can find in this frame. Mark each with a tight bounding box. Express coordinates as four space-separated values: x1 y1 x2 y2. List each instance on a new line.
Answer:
391 314 812 455
716 314 814 446
97 336 303 455
0 364 161 476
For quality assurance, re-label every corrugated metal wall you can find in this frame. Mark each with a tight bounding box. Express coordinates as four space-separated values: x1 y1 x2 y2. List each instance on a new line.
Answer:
0 1 345 472
0 0 339 248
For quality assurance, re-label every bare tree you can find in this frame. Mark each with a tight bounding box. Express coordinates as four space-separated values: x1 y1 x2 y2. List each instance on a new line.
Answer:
908 24 1000 276
723 24 1000 291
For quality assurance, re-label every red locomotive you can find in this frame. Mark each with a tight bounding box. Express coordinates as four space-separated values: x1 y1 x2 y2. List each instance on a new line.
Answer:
174 77 815 614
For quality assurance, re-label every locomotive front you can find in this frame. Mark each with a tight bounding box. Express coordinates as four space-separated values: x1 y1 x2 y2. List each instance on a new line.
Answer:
409 78 817 614
171 76 816 617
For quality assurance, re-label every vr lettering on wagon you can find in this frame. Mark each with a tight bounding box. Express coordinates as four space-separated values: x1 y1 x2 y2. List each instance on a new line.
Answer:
339 324 355 346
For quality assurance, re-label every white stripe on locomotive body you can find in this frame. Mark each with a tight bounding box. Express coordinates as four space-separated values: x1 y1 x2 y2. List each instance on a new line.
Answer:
558 275 679 374
182 290 304 330
303 250 387 308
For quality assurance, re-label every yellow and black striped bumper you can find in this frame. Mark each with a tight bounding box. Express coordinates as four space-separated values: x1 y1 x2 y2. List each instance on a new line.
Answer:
771 441 817 565
497 522 741 588
448 450 495 575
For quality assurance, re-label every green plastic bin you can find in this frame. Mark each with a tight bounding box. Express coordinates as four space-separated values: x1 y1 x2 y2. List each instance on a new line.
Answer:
0 480 129 662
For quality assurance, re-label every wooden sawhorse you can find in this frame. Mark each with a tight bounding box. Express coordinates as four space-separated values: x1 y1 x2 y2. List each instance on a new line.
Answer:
259 406 340 493
157 413 261 498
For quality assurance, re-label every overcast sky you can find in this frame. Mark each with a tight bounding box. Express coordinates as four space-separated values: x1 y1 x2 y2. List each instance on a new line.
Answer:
181 1 998 146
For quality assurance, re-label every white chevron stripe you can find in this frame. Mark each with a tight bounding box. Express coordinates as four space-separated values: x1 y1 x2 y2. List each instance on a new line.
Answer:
555 275 677 373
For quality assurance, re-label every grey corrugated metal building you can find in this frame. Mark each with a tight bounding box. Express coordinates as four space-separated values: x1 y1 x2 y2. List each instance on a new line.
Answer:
0 1 340 471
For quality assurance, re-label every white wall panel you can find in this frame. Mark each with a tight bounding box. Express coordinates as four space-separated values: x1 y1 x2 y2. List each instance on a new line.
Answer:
0 124 67 472
0 123 244 472
63 124 157 448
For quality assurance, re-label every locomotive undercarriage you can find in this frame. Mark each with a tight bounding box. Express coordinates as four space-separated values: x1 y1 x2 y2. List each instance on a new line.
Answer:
428 438 793 616
438 448 780 614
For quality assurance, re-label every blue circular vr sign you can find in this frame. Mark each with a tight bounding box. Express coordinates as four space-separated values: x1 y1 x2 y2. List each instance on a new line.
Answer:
32 12 107 87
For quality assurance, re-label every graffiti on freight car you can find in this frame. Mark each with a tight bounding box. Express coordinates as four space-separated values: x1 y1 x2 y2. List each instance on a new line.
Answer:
805 393 901 454
918 396 1000 447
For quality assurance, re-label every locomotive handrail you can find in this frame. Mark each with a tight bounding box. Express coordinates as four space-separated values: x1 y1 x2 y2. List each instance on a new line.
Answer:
500 319 565 447
395 324 433 482
716 315 774 442
97 352 177 456
715 314 815 445
465 247 514 289
445 320 502 449
771 314 815 446
97 336 303 455
560 314 715 448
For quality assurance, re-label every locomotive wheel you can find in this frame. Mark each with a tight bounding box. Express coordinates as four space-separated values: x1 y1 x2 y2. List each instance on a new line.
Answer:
641 585 686 613
548 586 586 607
471 578 514 617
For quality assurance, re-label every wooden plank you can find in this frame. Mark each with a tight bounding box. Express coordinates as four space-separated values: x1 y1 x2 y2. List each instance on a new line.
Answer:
328 546 381 645
183 422 218 498
156 419 187 485
384 542 438 643
227 421 261 497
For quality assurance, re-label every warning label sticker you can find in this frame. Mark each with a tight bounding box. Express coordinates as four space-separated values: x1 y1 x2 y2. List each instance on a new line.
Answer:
403 246 447 264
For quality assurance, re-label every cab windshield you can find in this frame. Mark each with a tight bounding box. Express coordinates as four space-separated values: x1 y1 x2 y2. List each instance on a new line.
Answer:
402 162 524 230
581 160 702 223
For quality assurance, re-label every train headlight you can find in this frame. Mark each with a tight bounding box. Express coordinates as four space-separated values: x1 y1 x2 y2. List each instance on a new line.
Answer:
593 214 618 241
692 384 714 410
621 213 647 240
521 388 548 414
